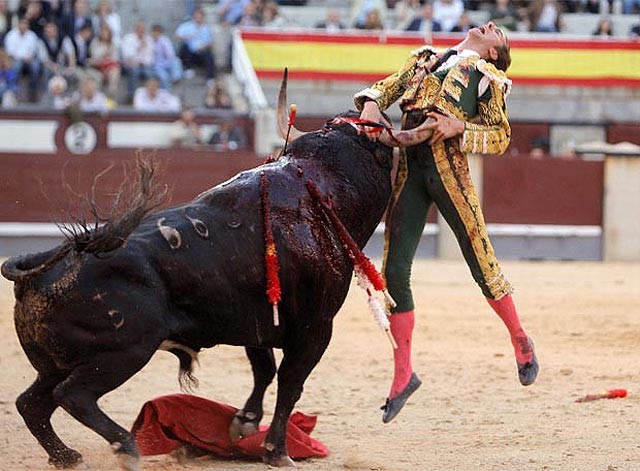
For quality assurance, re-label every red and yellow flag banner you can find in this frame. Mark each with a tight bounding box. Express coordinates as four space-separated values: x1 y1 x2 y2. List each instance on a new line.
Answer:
240 30 640 87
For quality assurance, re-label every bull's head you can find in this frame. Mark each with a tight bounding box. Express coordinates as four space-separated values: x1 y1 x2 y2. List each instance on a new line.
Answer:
277 68 433 147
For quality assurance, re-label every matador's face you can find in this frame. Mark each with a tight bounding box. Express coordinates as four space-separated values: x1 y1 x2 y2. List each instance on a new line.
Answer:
468 22 508 56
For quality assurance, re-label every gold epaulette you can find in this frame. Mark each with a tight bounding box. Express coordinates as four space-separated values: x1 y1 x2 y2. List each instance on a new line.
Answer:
476 59 512 96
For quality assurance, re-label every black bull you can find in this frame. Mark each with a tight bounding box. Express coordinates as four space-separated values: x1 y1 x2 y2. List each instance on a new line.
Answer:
2 111 400 468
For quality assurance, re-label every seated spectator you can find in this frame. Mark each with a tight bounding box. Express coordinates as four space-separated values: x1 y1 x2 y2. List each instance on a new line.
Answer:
73 75 109 113
580 0 601 13
40 75 71 110
22 0 47 39
91 0 121 48
351 0 388 29
631 19 640 38
121 20 154 103
38 21 76 87
217 0 251 26
204 78 232 109
489 0 520 32
405 3 443 33
451 11 476 32
623 0 640 13
237 1 262 27
170 108 203 147
88 24 120 99
0 48 18 107
593 17 614 36
262 1 288 29
209 121 247 150
133 77 180 113
151 24 182 90
528 0 563 32
4 17 41 102
358 8 384 30
433 0 464 32
60 0 92 40
315 8 346 32
175 7 215 85
0 0 16 44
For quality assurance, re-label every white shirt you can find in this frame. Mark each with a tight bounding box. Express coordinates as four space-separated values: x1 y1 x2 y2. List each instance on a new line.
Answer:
433 0 464 32
121 33 153 67
4 28 40 61
133 87 181 113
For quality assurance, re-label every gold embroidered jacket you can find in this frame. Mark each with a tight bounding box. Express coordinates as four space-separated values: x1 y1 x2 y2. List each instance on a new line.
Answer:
354 47 513 155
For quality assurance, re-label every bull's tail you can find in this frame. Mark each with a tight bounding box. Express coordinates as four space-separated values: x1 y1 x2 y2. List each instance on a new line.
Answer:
158 340 200 392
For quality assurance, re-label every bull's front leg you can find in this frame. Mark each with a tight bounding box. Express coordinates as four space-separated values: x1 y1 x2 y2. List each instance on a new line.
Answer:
230 347 277 442
264 327 332 467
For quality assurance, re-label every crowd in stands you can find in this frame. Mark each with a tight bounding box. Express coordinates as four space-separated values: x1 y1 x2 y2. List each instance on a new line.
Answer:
0 0 639 114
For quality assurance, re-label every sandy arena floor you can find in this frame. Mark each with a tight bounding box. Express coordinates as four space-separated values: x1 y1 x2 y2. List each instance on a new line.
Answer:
1 259 639 471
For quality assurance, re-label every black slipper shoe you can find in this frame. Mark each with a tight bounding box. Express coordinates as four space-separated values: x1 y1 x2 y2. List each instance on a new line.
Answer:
381 372 422 423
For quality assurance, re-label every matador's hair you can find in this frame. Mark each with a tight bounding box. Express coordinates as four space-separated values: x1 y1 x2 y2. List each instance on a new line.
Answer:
489 42 511 72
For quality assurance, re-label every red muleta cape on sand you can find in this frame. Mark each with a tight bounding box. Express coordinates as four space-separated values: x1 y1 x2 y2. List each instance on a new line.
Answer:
131 394 329 460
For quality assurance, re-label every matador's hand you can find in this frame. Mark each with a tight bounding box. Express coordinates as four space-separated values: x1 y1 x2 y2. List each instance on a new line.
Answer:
424 112 465 145
360 101 391 142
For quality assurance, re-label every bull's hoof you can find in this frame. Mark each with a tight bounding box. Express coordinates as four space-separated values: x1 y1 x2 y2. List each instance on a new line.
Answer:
48 449 85 469
229 410 260 442
264 454 296 467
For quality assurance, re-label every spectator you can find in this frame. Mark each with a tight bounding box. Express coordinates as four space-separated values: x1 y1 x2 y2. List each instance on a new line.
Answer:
170 108 203 147
69 21 99 84
433 0 464 32
623 0 640 13
133 77 180 112
315 8 346 32
489 0 520 32
217 0 250 26
394 0 422 30
175 7 215 85
405 3 443 33
4 17 41 102
631 18 640 38
263 1 288 29
23 0 47 39
121 20 154 103
351 0 388 28
40 74 71 109
358 8 384 30
451 11 476 32
204 77 232 109
38 21 76 87
88 23 120 99
237 1 261 27
73 75 108 112
528 0 563 32
0 48 18 107
580 0 601 13
593 17 614 36
208 121 247 150
0 0 16 43
60 0 92 40
151 23 182 90
91 0 121 48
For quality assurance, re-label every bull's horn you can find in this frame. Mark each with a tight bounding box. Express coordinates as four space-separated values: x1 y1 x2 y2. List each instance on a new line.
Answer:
378 117 435 147
277 68 307 143
0 245 71 282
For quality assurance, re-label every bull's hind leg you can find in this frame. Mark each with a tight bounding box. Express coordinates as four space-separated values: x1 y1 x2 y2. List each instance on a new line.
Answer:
16 372 84 469
264 328 333 467
230 347 277 441
52 348 156 471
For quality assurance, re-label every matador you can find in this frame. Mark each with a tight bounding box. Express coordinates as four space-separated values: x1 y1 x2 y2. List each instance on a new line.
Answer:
354 21 539 423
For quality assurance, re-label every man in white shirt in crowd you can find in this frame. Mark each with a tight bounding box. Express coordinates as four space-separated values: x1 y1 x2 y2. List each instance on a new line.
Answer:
151 23 182 90
433 0 464 32
121 20 154 103
133 77 180 113
175 8 215 86
4 17 41 101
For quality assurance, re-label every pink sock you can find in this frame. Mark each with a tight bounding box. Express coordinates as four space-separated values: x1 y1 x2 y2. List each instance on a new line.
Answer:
486 295 533 364
389 310 415 398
